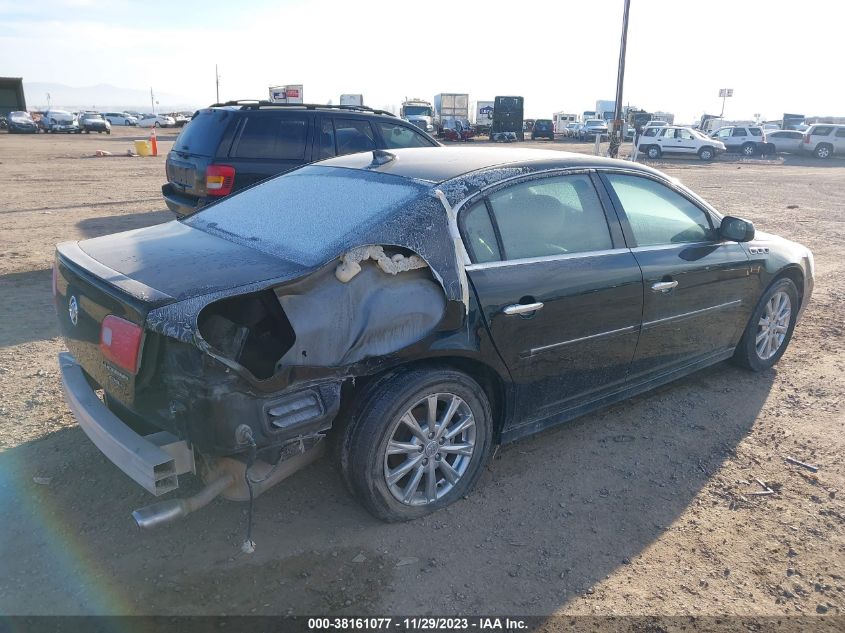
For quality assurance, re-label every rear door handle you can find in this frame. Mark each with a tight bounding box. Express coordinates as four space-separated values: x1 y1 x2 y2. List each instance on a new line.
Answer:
503 302 544 315
651 281 679 293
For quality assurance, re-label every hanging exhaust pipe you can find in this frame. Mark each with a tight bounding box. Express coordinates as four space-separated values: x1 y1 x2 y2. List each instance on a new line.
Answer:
132 473 234 529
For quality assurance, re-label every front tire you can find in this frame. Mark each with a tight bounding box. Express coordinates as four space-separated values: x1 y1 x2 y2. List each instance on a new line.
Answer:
341 367 493 522
646 145 661 159
154 121 161 128
698 146 714 161
732 278 799 371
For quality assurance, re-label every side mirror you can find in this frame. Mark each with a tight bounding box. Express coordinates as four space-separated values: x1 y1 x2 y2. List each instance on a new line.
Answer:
720 216 755 242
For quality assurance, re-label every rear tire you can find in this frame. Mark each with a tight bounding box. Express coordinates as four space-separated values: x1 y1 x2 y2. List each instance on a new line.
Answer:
814 144 832 159
741 142 756 157
732 278 799 371
646 145 661 159
340 367 493 522
698 146 715 161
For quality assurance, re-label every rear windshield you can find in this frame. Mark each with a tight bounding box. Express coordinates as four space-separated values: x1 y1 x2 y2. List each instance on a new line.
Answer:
173 109 231 156
185 166 428 266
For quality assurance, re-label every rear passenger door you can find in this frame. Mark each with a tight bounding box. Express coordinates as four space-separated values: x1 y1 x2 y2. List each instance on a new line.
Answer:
462 172 644 429
226 112 313 190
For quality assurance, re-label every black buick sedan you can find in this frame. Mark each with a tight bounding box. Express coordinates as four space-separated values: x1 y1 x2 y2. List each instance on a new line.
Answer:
54 147 813 528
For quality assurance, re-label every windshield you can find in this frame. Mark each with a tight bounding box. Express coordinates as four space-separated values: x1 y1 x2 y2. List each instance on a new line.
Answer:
185 166 429 266
586 119 604 126
404 106 432 117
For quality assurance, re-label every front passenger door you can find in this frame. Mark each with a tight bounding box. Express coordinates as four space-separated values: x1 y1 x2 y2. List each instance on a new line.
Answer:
600 173 756 379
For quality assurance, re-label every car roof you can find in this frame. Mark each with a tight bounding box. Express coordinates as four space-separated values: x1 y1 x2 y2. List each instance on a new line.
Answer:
316 147 655 184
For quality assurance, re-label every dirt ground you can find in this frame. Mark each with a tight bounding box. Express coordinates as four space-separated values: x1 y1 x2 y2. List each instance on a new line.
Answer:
0 127 843 620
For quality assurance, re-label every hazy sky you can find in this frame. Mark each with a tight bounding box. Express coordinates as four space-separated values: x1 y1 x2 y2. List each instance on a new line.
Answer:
1 0 842 122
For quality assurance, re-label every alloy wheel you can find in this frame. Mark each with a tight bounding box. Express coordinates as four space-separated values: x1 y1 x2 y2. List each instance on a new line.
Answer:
755 290 791 360
383 393 476 506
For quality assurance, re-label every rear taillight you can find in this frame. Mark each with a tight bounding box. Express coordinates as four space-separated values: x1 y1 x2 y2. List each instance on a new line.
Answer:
100 315 144 374
205 165 235 196
803 134 811 144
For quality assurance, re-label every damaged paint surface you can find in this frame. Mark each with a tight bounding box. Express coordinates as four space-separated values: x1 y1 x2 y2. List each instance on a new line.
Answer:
145 166 467 348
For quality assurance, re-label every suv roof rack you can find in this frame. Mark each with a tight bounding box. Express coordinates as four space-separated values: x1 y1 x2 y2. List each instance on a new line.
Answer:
208 100 396 117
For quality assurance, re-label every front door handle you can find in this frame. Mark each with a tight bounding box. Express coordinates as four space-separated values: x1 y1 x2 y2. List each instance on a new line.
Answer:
503 302 544 315
651 280 679 293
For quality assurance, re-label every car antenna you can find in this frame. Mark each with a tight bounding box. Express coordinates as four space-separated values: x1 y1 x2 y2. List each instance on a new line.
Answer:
369 149 396 167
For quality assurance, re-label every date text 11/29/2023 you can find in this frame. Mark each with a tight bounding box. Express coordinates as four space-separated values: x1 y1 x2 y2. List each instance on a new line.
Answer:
307 617 528 631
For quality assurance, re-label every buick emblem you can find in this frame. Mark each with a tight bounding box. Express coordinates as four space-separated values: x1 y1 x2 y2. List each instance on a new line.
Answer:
68 295 79 326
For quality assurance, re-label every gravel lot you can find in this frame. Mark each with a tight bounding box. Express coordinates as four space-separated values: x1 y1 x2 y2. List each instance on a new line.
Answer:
0 127 843 620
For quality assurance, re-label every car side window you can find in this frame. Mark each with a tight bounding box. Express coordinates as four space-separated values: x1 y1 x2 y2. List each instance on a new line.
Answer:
812 126 833 136
334 119 376 155
604 174 715 247
318 118 336 159
716 128 731 138
731 128 746 137
375 122 434 148
461 201 501 263
231 116 309 160
486 175 613 260
835 128 845 138
749 128 762 136
678 129 695 140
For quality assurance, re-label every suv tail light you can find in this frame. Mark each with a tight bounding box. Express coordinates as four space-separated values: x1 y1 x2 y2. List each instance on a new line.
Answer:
100 315 144 374
803 133 811 144
205 165 235 196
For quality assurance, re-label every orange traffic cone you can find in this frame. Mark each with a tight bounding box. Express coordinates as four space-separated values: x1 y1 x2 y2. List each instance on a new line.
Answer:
150 128 158 157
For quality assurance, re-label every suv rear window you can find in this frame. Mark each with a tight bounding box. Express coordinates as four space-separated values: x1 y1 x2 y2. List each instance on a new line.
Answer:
811 126 833 136
749 128 762 136
231 116 309 160
173 109 231 156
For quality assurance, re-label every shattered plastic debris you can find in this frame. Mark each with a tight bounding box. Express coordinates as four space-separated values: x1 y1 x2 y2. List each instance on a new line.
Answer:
335 245 427 283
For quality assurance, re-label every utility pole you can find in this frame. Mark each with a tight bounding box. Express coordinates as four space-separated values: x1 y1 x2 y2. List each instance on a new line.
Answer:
608 0 631 159
150 87 155 114
719 88 733 117
215 64 220 103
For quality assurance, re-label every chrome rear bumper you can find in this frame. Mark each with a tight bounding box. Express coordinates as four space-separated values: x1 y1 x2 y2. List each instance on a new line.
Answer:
58 352 194 495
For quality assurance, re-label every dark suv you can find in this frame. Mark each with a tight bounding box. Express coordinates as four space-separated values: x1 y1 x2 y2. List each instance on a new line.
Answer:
162 101 440 217
531 119 554 140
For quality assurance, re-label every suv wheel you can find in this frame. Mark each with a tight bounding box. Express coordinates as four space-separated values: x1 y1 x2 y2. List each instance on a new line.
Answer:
814 144 832 159
340 367 493 522
741 142 756 157
698 147 714 161
732 278 799 372
646 145 661 159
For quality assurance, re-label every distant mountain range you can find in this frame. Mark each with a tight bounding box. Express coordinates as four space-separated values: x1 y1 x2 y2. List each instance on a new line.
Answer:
23 82 200 111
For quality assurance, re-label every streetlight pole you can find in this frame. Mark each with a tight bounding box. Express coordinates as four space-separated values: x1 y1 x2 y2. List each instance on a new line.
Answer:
609 0 631 159
215 64 220 103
